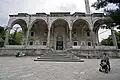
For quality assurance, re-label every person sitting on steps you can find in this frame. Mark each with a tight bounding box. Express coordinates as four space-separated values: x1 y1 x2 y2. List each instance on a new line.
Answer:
102 53 111 71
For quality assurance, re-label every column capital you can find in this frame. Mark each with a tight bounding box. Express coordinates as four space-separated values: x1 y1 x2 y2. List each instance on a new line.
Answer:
48 27 51 31
69 28 72 31
47 23 51 31
28 28 30 31
90 29 94 32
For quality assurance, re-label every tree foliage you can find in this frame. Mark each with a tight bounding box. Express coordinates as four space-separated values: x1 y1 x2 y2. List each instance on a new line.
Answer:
0 26 23 47
92 0 120 10
101 31 120 49
9 31 23 45
92 0 120 29
0 26 6 47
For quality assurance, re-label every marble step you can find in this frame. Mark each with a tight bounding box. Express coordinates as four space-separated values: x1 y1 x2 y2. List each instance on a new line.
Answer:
34 58 84 62
37 56 71 60
37 57 52 59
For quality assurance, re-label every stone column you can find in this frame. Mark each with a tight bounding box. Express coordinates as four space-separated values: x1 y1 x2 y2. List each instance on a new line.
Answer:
47 28 51 47
4 27 11 46
84 0 91 14
111 27 118 48
25 15 31 47
90 30 96 47
25 29 30 46
69 29 72 47
95 32 99 46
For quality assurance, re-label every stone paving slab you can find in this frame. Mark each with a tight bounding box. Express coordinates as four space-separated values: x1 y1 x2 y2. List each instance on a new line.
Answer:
0 57 120 80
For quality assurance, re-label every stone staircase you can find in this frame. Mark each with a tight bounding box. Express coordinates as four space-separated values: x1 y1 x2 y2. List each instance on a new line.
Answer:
34 50 84 62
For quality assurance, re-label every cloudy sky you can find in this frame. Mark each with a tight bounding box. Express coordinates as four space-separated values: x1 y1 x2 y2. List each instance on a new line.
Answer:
0 0 102 26
0 0 117 41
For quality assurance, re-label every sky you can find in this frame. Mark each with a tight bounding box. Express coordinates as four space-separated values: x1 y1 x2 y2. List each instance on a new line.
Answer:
0 0 118 42
0 0 102 26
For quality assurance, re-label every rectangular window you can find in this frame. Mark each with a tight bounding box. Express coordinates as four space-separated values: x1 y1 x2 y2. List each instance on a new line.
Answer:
31 32 34 36
43 42 47 45
74 41 78 46
87 32 90 36
30 41 33 45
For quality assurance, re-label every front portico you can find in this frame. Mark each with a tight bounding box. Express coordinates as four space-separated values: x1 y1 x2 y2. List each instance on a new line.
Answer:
50 19 70 50
72 19 91 46
29 19 48 46
2 12 118 58
1 0 119 58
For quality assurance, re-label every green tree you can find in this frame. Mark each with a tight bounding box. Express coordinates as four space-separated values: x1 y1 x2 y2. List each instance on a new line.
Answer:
16 31 23 43
92 0 119 10
92 0 119 48
0 26 6 47
92 0 120 29
0 26 23 46
101 31 120 49
9 31 23 45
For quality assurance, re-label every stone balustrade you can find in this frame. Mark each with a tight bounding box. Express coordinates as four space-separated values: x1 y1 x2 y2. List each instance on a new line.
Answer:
4 45 49 49
118 49 120 57
26 45 49 49
72 46 94 50
5 45 25 49
95 46 117 50
3 45 117 50
72 46 117 50
0 46 119 58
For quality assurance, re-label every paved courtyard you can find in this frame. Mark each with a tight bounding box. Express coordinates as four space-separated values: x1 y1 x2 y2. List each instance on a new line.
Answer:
0 57 120 80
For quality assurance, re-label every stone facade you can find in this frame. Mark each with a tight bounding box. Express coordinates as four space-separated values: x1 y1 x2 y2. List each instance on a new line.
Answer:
0 46 119 58
1 0 119 58
4 12 105 50
2 12 119 58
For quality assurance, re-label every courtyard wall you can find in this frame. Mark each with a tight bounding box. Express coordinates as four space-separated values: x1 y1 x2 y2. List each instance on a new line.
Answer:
0 46 119 59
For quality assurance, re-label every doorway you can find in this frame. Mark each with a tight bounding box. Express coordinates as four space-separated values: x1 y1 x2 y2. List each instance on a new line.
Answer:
56 41 63 50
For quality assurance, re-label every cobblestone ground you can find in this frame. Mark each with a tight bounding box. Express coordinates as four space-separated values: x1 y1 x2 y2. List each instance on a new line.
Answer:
0 57 120 80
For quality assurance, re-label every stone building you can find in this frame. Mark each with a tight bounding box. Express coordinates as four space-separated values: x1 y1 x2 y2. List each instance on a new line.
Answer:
2 0 119 58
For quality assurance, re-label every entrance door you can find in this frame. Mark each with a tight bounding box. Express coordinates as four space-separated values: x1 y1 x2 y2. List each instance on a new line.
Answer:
56 41 63 50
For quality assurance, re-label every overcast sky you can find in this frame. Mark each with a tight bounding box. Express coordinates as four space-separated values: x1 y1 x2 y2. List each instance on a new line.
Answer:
0 0 118 41
0 0 102 26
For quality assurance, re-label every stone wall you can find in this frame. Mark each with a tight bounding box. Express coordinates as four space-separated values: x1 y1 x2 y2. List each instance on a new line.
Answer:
0 48 51 56
69 46 119 58
67 49 119 59
0 47 119 58
118 49 120 57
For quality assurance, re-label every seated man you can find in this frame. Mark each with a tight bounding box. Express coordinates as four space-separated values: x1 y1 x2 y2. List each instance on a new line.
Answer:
102 53 111 71
16 52 20 57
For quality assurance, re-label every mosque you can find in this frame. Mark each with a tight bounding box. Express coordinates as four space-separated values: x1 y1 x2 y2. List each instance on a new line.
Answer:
2 0 119 59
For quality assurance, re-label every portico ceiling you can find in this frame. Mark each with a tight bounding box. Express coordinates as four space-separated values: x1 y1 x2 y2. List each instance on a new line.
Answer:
51 19 69 29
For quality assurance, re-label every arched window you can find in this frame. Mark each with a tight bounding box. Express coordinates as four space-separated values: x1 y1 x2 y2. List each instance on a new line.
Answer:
88 42 91 46
29 40 34 45
87 32 90 36
96 43 97 46
30 31 35 37
43 41 47 45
